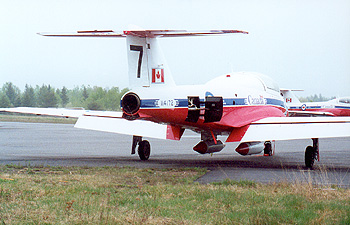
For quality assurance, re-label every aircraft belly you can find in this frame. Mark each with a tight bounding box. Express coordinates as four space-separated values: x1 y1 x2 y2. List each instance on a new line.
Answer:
139 105 286 131
139 108 231 131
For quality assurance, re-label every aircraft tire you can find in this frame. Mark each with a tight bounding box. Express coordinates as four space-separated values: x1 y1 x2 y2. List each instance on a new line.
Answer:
138 140 151 160
263 141 272 156
305 146 315 168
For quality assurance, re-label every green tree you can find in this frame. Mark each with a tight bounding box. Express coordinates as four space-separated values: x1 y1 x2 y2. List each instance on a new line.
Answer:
0 92 11 108
21 84 36 107
85 86 106 110
1 82 127 110
299 94 331 102
2 82 21 107
37 84 58 107
60 86 69 107
104 87 121 110
66 86 84 108
82 85 89 101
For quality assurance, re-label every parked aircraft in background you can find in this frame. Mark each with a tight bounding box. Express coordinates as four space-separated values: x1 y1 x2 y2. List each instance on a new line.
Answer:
281 89 350 117
1 29 350 169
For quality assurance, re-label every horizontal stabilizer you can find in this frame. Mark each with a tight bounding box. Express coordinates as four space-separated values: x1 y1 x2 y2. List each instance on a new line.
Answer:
238 117 350 142
75 115 168 139
38 29 248 38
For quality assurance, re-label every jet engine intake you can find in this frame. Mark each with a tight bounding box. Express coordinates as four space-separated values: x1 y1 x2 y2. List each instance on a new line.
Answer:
193 140 225 154
121 92 141 120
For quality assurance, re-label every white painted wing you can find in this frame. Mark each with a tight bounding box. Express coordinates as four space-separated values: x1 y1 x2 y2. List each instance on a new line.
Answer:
74 115 168 140
1 107 168 139
0 107 86 118
0 107 124 118
240 117 350 142
288 110 335 117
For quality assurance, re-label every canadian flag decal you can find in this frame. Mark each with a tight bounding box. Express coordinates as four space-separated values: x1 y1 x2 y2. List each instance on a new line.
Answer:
152 68 164 83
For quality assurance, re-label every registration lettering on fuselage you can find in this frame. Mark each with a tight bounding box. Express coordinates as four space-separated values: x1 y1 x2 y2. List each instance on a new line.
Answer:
155 99 179 108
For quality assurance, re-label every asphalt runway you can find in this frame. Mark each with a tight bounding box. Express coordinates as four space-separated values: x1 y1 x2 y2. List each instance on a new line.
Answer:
1 122 350 187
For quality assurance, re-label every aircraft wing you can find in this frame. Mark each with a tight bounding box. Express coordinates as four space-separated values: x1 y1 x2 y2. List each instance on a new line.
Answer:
0 107 86 118
0 107 125 119
2 107 350 142
288 110 335 117
76 114 350 142
74 114 170 140
0 107 174 140
227 117 350 142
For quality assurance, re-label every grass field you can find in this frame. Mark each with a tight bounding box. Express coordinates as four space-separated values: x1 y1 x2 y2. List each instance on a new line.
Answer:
1 114 350 224
0 114 77 124
0 165 349 224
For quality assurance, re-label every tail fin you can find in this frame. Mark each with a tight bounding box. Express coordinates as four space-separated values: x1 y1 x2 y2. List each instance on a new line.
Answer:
280 89 302 105
39 29 248 88
126 35 176 88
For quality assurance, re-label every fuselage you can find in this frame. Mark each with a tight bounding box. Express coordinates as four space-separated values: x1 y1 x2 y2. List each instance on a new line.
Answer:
122 72 287 133
288 97 350 116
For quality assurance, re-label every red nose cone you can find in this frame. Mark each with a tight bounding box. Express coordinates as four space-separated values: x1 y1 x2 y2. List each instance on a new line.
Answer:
193 142 208 154
235 143 249 155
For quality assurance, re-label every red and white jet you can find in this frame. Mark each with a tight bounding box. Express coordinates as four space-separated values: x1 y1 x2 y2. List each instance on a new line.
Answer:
2 29 350 168
281 90 350 117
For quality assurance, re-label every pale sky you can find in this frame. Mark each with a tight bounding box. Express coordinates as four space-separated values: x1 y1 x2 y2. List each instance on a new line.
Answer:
1 0 349 97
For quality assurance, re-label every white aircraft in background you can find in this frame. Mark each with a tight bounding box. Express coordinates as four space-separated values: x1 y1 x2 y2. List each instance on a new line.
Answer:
281 89 350 117
2 29 350 169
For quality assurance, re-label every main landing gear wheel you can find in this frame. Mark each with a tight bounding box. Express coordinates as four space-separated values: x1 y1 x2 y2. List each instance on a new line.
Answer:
305 146 315 168
304 138 319 169
138 140 151 160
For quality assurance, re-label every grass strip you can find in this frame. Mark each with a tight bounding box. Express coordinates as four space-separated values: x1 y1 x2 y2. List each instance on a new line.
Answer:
0 165 349 224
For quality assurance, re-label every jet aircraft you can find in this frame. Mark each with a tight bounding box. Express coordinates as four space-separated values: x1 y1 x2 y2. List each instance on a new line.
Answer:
2 29 350 169
281 90 350 117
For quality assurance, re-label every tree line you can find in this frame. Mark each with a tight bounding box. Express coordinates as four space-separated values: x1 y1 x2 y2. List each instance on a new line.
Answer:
299 94 335 102
0 82 336 110
0 82 129 111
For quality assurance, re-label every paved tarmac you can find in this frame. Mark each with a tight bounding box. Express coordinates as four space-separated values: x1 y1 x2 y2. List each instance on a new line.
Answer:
1 122 350 187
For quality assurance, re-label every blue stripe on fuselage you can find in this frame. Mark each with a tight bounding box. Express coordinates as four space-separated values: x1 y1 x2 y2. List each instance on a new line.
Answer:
140 98 285 109
335 105 350 109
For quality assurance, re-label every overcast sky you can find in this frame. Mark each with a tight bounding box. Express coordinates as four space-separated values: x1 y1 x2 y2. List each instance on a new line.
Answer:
1 0 349 97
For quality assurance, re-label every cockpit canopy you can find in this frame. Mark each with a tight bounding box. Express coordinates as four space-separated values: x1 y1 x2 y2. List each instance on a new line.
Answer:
205 72 281 94
256 73 280 92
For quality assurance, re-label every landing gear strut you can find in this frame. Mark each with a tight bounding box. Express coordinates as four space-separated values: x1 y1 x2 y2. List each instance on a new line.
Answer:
132 136 151 160
263 141 273 156
305 138 319 169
